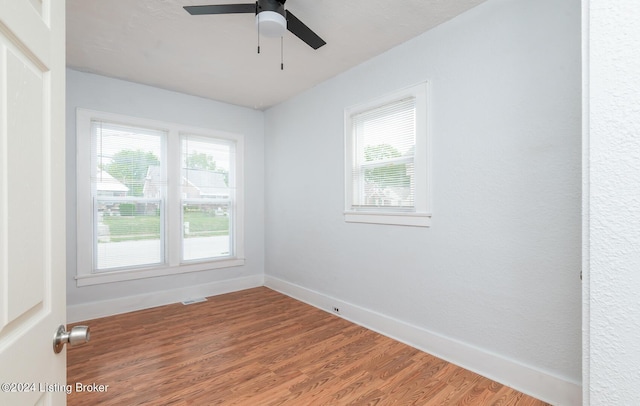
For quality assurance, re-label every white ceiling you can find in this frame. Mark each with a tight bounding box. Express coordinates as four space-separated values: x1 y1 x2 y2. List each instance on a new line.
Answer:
66 0 487 110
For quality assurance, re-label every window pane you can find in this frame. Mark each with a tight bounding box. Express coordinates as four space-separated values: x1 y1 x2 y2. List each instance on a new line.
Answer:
92 121 165 271
352 97 416 209
183 203 230 261
97 199 163 270
181 135 233 261
362 161 414 208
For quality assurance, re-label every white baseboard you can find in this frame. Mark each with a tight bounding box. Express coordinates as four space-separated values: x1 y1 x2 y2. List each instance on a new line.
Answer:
67 274 264 323
265 275 582 406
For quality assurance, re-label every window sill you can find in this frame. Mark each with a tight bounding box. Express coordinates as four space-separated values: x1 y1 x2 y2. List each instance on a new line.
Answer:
75 257 245 287
344 211 431 227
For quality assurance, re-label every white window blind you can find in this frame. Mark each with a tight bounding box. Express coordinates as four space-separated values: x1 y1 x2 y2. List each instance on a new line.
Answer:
351 97 416 211
91 121 166 271
181 134 235 262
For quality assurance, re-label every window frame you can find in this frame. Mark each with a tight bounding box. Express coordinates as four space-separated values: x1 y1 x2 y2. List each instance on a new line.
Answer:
76 109 245 286
344 82 431 227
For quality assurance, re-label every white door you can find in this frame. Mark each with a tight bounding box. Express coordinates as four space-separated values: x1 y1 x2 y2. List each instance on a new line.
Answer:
0 1 67 405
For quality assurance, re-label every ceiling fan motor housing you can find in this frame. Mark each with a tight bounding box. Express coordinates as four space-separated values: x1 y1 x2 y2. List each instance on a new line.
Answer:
256 0 286 37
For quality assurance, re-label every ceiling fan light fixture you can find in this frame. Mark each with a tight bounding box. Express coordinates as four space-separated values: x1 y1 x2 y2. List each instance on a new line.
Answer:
256 10 286 37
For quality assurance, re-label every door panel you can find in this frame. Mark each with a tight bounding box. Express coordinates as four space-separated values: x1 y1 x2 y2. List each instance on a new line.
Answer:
4 45 46 326
0 0 66 405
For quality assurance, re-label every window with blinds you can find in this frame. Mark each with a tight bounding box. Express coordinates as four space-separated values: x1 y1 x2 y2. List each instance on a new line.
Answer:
76 109 245 286
92 121 166 271
344 83 431 227
351 97 416 211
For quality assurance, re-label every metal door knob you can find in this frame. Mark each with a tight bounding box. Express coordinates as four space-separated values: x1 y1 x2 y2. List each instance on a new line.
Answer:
53 325 90 354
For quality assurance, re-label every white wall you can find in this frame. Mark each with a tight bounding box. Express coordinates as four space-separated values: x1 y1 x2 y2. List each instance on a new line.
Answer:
66 69 265 320
585 0 640 404
264 0 581 403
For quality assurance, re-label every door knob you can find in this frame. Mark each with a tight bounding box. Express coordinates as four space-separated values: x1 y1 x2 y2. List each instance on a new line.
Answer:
53 325 90 354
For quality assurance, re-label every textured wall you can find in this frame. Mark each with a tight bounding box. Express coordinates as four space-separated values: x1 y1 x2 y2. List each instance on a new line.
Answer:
265 0 581 387
587 0 640 404
66 69 265 308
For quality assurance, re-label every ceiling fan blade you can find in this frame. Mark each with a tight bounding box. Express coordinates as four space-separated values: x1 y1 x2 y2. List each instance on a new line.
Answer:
285 10 326 50
184 4 256 15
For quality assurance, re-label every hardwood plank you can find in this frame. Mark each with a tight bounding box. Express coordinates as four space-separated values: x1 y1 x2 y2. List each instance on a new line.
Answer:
67 287 549 405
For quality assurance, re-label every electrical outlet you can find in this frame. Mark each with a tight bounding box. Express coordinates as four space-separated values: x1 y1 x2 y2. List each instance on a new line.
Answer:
181 297 207 305
332 307 340 314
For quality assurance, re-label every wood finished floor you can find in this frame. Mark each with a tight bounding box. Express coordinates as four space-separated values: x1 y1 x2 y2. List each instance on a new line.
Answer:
67 287 549 405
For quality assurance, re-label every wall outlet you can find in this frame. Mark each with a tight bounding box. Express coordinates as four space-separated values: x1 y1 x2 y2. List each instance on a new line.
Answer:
332 307 340 314
181 297 207 305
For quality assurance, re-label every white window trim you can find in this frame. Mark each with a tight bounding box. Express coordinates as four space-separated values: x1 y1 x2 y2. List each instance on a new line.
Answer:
76 109 245 286
344 82 432 227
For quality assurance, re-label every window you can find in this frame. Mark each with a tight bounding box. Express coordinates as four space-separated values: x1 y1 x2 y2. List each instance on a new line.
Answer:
76 110 244 286
344 83 431 227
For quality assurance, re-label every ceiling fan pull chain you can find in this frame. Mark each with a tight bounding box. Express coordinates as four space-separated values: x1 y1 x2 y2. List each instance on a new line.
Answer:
281 36 284 70
257 21 261 54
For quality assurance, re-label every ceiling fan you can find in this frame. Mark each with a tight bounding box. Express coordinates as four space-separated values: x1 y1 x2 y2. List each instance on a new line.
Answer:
184 0 326 50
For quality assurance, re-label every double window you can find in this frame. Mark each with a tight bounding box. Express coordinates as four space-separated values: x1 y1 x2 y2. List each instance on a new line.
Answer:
344 83 431 226
76 110 244 286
